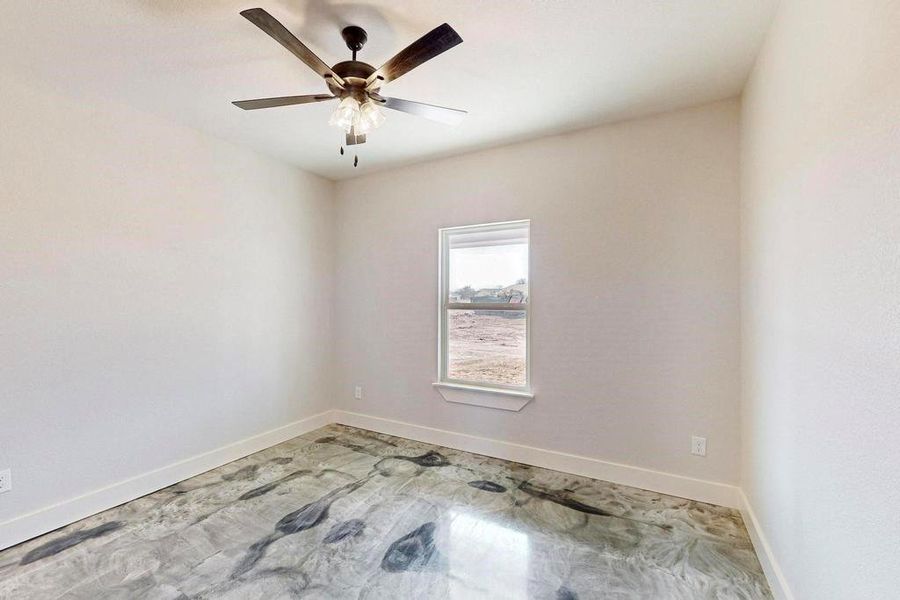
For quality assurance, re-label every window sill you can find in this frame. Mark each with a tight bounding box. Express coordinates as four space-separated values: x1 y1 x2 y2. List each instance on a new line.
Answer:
432 382 534 412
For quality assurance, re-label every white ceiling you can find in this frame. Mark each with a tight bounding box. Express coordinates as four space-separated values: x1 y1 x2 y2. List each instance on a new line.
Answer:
0 1 776 180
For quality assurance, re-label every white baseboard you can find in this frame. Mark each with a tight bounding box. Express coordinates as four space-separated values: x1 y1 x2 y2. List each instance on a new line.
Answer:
738 489 795 600
333 410 740 508
0 410 336 551
0 408 747 558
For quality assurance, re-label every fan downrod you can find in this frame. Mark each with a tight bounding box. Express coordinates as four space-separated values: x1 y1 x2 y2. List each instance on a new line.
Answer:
341 26 368 60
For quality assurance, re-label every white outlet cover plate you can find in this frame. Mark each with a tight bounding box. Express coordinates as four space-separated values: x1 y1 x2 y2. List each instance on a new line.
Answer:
0 469 11 494
691 436 707 456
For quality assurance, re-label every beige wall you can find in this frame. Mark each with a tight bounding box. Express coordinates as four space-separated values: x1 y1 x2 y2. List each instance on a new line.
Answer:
0 75 335 525
334 100 742 484
741 0 900 598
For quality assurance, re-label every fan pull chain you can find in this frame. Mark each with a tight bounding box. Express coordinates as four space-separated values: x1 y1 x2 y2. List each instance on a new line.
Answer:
340 145 344 156
354 154 359 167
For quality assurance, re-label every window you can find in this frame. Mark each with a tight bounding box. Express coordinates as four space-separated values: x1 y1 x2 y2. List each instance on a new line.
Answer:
438 220 530 393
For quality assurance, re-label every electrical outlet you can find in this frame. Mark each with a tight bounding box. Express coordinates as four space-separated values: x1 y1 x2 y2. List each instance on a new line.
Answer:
691 436 707 457
0 469 11 494
354 385 362 400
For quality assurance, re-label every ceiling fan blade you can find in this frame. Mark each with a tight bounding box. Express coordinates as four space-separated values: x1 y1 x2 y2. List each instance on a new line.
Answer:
232 94 336 110
370 95 467 125
240 8 345 86
366 23 462 88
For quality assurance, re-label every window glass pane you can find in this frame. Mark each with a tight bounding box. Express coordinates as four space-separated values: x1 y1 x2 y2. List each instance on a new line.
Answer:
447 309 526 386
447 235 528 304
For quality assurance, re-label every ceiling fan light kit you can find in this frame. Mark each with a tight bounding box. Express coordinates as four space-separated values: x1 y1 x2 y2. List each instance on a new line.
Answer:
328 95 385 135
232 8 467 167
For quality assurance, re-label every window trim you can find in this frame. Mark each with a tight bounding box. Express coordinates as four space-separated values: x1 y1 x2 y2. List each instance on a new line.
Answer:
437 219 531 395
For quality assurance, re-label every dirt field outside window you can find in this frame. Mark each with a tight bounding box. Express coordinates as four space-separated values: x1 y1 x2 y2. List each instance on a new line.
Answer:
447 310 526 386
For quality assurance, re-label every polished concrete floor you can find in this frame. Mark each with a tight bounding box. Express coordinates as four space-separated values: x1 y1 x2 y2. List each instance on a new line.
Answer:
0 425 771 599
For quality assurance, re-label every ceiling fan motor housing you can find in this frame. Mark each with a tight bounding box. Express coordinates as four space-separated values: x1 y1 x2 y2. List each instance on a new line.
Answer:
327 60 376 100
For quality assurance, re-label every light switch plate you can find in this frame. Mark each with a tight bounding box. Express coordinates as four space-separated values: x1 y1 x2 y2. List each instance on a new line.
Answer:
0 469 11 494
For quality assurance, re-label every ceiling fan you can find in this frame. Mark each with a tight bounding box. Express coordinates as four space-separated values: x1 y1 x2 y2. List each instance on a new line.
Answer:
232 8 467 165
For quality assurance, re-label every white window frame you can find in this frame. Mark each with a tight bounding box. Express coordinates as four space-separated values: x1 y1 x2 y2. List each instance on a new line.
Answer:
436 220 531 395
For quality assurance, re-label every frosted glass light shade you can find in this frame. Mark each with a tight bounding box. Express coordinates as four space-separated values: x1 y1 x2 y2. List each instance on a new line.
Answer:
329 97 360 132
356 101 386 134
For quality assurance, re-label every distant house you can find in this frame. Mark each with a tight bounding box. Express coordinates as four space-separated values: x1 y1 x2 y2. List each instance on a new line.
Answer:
500 283 528 304
472 287 502 303
471 284 527 317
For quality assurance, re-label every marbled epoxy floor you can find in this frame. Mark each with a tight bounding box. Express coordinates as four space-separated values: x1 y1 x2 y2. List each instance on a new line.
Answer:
0 425 772 599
